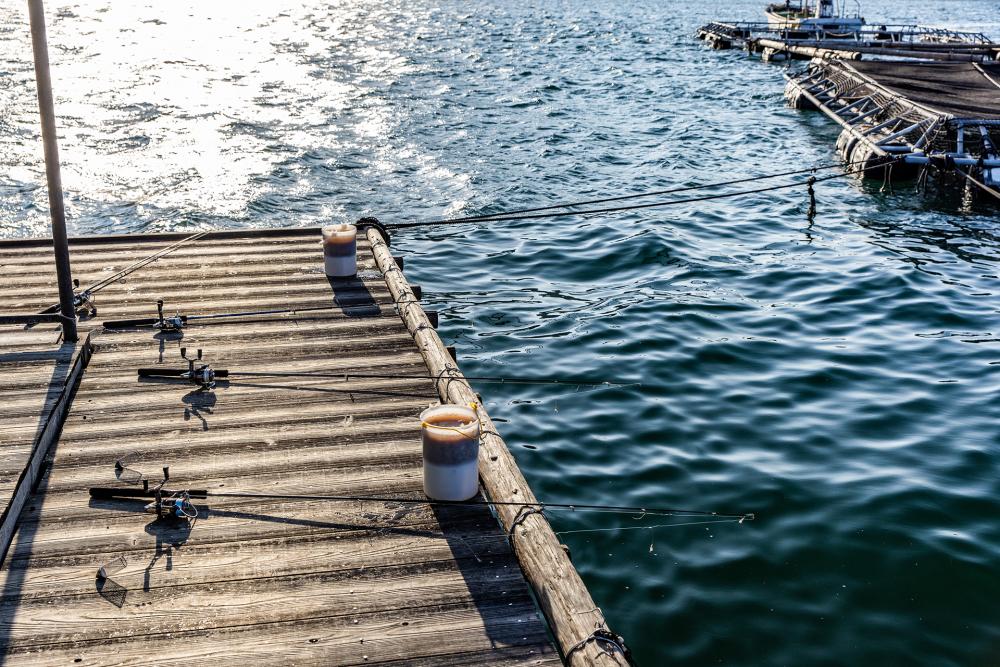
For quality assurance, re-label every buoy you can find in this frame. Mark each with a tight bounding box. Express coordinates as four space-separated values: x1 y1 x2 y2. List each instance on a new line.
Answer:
321 224 357 277
420 404 480 501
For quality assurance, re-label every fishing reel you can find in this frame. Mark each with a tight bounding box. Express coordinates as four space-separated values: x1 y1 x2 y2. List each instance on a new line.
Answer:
100 458 202 522
142 466 197 521
72 279 96 317
137 348 227 390
154 299 185 331
182 348 218 389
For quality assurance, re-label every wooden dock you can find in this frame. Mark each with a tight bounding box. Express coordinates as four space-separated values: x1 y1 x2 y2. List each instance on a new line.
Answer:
0 228 625 665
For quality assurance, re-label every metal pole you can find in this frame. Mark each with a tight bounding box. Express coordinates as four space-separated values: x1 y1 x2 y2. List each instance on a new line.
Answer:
27 0 77 342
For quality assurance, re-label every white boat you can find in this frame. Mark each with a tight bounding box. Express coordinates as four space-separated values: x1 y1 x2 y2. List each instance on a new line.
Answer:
765 0 865 37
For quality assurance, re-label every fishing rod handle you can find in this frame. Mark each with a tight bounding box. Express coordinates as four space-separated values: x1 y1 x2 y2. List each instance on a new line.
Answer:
104 318 157 328
137 368 188 378
214 369 229 378
89 487 208 499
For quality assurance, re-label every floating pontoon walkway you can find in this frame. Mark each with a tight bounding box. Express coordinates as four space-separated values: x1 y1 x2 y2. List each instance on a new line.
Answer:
0 228 622 665
695 22 1000 63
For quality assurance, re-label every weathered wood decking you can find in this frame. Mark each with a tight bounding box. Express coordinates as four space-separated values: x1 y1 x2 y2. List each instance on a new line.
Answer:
0 229 572 665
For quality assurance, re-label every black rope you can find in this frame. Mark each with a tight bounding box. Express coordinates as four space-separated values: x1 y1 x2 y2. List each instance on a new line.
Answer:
806 175 817 219
387 157 907 230
356 217 391 246
508 505 545 540
565 627 636 666
393 156 886 228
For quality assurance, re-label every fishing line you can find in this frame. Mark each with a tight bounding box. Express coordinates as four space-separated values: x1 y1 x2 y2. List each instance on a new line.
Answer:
388 156 908 230
553 518 745 537
89 484 753 521
220 370 636 388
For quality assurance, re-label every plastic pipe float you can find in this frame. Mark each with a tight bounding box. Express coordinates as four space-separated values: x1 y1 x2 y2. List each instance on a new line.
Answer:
421 404 480 501
321 224 357 277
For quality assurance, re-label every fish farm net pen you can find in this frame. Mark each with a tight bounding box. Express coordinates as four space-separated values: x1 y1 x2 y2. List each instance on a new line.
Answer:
389 155 905 229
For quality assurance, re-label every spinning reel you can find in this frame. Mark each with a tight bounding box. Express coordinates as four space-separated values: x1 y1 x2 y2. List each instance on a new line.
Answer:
153 299 185 331
137 348 228 390
72 279 96 317
110 455 198 521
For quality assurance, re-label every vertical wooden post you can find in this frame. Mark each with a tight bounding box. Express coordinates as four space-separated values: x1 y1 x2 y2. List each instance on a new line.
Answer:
27 0 77 342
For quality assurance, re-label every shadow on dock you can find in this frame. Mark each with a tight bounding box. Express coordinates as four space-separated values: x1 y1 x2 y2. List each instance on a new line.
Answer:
0 337 81 661
329 276 380 318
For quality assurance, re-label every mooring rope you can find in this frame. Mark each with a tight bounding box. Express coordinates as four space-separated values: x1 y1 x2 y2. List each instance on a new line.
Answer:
954 167 1000 202
387 156 908 230
394 156 884 227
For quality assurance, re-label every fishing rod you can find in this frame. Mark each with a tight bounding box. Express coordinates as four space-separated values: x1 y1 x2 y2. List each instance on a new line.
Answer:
103 300 334 331
40 230 208 317
136 349 636 391
90 463 754 523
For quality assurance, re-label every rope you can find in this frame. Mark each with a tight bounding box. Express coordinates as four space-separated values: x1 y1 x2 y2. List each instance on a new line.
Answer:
954 167 1000 202
508 505 545 540
394 156 881 228
388 157 907 230
565 627 635 666
356 217 391 246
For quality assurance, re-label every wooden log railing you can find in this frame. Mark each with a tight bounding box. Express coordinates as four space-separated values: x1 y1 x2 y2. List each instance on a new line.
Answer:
366 227 630 666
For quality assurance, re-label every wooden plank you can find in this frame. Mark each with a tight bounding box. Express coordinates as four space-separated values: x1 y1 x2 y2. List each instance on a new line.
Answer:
1 602 557 666
0 230 560 665
1 519 512 600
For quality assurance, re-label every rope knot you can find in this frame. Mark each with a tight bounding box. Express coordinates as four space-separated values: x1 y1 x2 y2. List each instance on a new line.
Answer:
356 217 391 246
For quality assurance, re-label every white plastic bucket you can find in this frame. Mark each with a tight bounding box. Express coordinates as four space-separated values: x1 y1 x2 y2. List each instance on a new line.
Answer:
321 223 357 277
420 404 480 501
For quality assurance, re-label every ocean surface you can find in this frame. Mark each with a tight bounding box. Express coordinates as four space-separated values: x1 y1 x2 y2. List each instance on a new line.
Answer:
2 0 999 664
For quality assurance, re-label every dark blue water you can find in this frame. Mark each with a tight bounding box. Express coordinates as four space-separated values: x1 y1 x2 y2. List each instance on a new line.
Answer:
2 1 999 664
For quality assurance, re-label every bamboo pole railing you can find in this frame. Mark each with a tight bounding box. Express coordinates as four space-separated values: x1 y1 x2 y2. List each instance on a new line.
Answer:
366 227 630 666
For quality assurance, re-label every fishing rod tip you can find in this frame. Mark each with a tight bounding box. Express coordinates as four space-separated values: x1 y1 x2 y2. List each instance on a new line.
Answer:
740 513 756 524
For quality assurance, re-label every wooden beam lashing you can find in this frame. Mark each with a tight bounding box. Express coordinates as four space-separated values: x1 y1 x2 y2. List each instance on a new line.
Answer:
367 227 627 666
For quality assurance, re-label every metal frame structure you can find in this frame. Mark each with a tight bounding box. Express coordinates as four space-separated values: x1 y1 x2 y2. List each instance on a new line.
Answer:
697 22 992 46
783 60 1000 190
